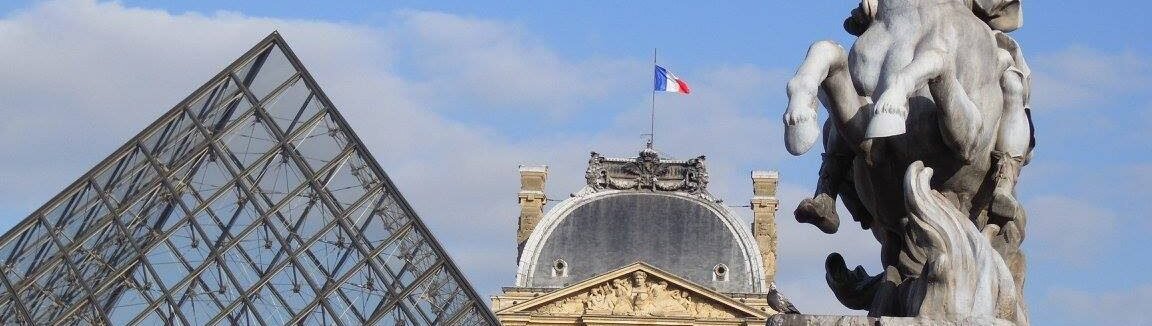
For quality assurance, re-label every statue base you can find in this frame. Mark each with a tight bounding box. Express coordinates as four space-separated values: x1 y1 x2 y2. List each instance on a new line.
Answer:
767 314 1016 326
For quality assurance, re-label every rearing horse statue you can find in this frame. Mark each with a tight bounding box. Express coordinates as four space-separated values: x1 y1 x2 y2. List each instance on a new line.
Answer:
781 0 1032 322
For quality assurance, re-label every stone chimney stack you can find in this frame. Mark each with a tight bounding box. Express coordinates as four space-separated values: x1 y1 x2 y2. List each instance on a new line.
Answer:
750 170 780 283
517 165 548 257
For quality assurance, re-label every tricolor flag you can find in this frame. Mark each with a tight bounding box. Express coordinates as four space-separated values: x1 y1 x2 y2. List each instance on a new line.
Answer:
654 65 691 94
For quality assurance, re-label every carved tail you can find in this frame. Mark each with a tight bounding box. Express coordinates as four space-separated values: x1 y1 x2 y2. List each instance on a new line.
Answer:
902 161 1027 325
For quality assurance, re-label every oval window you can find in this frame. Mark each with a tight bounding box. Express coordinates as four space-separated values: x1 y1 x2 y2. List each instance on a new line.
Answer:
713 264 729 281
552 259 568 277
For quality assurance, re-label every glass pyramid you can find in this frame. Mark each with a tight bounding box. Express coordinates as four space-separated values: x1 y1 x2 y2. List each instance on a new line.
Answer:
0 32 497 325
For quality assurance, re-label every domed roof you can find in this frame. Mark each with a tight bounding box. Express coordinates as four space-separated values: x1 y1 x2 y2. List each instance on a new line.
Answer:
515 150 767 293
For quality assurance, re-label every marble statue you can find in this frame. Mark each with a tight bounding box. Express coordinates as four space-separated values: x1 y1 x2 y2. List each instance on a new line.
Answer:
780 0 1033 324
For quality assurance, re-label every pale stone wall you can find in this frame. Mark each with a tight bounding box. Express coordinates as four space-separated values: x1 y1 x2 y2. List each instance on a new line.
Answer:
750 171 780 283
493 263 774 326
518 165 548 257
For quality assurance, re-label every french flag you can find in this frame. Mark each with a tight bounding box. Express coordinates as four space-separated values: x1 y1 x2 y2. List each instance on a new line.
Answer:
654 65 690 94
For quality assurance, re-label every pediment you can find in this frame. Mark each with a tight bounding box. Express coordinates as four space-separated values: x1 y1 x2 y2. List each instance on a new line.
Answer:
497 262 771 320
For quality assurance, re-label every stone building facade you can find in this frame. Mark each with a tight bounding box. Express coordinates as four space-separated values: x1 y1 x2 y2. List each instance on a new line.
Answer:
492 148 797 325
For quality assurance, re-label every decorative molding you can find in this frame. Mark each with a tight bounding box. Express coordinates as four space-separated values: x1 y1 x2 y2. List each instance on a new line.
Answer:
500 262 773 321
533 270 738 319
585 148 708 194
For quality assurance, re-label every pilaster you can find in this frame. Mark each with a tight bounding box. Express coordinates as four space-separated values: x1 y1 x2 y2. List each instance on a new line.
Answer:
750 170 780 283
517 165 548 258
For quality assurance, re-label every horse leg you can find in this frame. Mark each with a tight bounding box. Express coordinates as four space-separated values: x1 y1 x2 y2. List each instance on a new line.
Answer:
868 49 949 138
993 51 1030 158
795 122 853 234
871 49 983 161
839 165 875 231
989 35 1032 316
989 51 1030 223
785 40 868 155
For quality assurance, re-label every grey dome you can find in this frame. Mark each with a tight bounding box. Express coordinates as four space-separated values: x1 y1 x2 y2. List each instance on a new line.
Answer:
515 191 766 293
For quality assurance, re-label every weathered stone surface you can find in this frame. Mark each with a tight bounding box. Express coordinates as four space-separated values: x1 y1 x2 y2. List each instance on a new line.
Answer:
585 148 709 194
496 263 785 325
878 316 1016 326
517 165 549 258
524 193 757 293
767 314 876 326
751 171 781 283
517 148 772 293
897 162 1026 322
778 0 1034 324
767 314 1017 326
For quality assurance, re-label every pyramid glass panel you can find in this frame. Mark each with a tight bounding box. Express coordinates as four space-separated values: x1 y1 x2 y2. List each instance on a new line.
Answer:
0 33 497 325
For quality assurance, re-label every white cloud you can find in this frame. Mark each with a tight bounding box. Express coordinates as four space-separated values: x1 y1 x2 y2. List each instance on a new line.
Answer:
386 10 637 117
0 0 848 308
1022 195 1118 266
7 1 1144 320
1031 46 1151 111
0 0 387 212
1046 284 1152 325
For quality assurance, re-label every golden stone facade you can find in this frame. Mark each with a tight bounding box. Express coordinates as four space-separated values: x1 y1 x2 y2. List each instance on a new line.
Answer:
493 263 775 325
517 165 549 255
751 171 781 283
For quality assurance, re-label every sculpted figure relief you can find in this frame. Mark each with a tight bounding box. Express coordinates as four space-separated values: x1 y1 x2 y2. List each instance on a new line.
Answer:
781 0 1032 324
533 271 735 319
584 150 710 194
630 271 656 315
610 278 634 315
586 287 612 312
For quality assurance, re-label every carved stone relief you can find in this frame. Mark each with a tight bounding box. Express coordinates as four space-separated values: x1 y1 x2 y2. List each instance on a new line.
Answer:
585 149 709 194
532 271 737 319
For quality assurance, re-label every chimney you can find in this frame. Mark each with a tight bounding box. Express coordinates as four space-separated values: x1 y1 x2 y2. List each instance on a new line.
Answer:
750 170 780 283
517 165 548 258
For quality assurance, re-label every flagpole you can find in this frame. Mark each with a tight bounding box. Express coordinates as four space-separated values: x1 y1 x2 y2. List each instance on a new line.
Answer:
649 48 657 149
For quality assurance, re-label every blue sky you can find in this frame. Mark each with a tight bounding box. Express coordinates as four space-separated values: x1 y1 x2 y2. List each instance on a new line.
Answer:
0 1 1149 324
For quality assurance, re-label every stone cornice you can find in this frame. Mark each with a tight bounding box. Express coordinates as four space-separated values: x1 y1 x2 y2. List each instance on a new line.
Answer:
497 262 773 319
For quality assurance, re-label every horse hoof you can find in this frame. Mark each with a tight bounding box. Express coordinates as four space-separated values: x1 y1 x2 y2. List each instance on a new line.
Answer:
785 118 820 155
865 112 906 138
795 195 840 234
990 189 1021 221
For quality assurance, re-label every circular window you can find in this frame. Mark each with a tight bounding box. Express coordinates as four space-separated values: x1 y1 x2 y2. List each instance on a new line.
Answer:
713 264 729 282
552 259 568 277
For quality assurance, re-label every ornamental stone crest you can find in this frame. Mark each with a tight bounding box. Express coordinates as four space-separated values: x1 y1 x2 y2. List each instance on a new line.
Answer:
533 271 737 319
585 148 708 194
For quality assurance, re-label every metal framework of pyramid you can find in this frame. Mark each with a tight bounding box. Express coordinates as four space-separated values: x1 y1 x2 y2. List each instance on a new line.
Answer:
0 33 498 325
